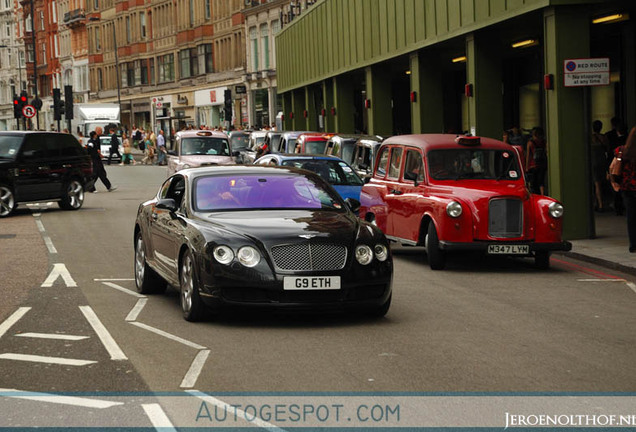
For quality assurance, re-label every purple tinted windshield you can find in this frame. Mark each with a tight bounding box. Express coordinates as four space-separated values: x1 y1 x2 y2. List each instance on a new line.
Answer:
194 174 344 211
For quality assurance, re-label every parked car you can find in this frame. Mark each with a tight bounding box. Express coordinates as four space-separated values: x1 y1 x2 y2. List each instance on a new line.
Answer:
255 154 364 202
325 134 359 165
229 130 250 158
99 135 122 163
167 130 235 176
278 131 313 154
295 133 331 154
264 131 284 154
133 165 393 321
0 131 93 217
351 135 384 177
238 131 267 164
359 134 572 270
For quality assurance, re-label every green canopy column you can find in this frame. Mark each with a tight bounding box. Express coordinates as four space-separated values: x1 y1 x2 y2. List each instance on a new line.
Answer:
323 79 335 133
333 75 355 134
544 7 591 239
282 92 293 131
366 65 393 137
466 33 503 140
291 89 305 131
410 51 444 134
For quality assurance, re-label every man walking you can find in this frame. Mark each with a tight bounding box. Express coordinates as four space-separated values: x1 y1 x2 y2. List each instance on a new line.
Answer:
107 127 122 165
156 129 167 165
87 129 117 192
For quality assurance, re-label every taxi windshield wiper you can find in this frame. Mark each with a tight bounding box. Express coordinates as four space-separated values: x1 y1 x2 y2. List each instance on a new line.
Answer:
496 159 516 180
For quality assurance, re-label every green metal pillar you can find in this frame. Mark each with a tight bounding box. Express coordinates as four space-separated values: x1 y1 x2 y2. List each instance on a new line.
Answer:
466 33 504 140
544 7 591 239
366 65 393 137
282 92 293 131
411 51 444 134
323 79 335 133
291 89 305 131
305 86 320 131
333 75 355 134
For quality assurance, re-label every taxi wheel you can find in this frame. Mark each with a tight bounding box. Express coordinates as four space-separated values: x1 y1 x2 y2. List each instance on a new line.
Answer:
134 232 167 294
426 223 446 270
180 249 205 322
535 251 550 269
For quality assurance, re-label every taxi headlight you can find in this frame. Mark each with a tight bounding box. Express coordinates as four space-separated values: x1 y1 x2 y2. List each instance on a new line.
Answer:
446 201 463 218
213 245 234 265
549 202 564 218
374 244 388 262
237 246 261 267
355 245 373 265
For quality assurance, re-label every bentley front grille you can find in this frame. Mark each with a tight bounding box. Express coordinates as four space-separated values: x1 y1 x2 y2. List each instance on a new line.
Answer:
270 243 347 271
489 198 523 238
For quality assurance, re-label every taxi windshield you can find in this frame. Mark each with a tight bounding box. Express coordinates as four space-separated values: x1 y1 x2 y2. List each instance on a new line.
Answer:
427 149 522 181
181 137 230 156
193 174 345 212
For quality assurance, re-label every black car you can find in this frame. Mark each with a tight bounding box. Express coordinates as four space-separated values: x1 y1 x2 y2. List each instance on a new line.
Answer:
0 132 93 217
133 165 393 321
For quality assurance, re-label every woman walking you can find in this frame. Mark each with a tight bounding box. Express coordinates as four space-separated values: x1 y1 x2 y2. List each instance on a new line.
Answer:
613 126 636 253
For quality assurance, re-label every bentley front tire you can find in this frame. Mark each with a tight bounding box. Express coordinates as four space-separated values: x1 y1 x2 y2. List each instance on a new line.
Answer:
180 249 205 322
134 233 167 294
426 223 446 270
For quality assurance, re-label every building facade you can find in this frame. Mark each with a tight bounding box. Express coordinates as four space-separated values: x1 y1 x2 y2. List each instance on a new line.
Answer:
0 0 24 130
275 0 636 240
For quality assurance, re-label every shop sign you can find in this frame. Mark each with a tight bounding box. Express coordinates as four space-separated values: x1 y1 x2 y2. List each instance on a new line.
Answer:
564 58 610 87
235 85 247 94
194 87 227 106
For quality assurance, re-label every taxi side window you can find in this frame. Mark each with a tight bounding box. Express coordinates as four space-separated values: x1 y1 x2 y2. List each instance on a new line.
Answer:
375 146 390 178
403 149 424 183
388 147 403 179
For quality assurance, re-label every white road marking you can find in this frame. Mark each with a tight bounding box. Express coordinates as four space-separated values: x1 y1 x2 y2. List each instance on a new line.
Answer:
626 282 636 294
0 353 96 366
577 279 626 282
43 236 58 254
79 306 128 361
41 263 77 287
102 281 146 298
187 390 286 432
15 333 89 341
0 388 123 408
180 350 210 388
142 403 177 431
129 322 206 350
125 298 148 321
0 307 30 340
35 219 46 232
94 278 135 282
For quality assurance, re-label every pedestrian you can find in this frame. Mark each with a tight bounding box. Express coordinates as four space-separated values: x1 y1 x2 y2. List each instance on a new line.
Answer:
120 132 136 165
77 131 85 147
86 130 117 192
509 126 528 153
591 120 609 212
107 127 122 165
613 126 636 252
156 129 167 165
504 129 525 162
526 126 548 195
141 133 156 165
607 120 627 215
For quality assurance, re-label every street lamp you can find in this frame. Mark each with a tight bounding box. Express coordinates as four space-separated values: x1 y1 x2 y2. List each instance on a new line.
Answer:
88 16 122 119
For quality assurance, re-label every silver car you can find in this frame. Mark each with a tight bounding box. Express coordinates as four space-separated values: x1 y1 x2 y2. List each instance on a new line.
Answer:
167 130 236 175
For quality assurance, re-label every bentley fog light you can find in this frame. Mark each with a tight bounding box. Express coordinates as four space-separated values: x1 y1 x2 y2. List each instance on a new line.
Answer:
355 245 373 265
237 246 261 267
446 201 463 218
374 244 388 262
548 202 564 218
213 245 234 264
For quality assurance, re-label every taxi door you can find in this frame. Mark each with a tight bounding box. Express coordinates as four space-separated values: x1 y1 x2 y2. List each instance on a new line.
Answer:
382 146 406 238
389 148 426 243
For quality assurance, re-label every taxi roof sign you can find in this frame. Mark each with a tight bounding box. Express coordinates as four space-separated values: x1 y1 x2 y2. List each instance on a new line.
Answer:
455 136 481 146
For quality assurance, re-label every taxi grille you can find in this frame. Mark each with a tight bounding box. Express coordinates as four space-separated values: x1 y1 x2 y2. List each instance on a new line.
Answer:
489 198 523 238
270 243 347 271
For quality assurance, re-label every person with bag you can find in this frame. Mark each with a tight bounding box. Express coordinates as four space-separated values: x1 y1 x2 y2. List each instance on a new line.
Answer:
525 127 548 195
612 126 636 252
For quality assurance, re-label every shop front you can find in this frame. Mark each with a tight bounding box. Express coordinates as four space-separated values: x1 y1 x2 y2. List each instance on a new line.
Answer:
194 87 227 129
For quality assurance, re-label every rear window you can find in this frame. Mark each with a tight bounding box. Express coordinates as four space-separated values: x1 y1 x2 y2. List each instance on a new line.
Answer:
181 137 230 156
304 140 327 154
0 135 23 160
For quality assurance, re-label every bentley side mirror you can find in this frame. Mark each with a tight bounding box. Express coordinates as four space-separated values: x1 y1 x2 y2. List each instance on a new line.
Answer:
156 198 178 213
344 198 361 214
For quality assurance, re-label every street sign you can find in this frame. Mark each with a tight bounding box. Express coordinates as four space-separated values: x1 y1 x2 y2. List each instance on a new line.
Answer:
564 58 610 87
22 105 36 118
235 85 247 94
156 102 162 108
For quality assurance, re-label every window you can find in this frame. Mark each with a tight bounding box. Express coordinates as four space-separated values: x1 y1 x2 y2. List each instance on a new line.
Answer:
404 150 424 183
376 147 389 178
272 19 280 35
95 27 100 51
27 45 34 62
260 24 269 69
158 53 174 83
3 0 9 10
41 42 46 64
249 26 258 71
179 48 198 79
39 11 44 30
4 23 9 37
51 1 57 23
189 0 194 26
126 63 134 87
54 35 59 57
97 68 103 90
25 14 32 32
198 44 213 74
388 147 403 178
140 59 148 85
140 12 146 38
126 16 131 43
93 0 98 10
149 58 155 84
204 0 210 20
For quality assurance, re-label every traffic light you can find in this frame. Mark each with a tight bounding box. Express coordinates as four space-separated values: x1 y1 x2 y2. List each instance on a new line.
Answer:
224 89 232 124
53 88 65 121
19 92 27 112
13 95 22 119
64 85 74 120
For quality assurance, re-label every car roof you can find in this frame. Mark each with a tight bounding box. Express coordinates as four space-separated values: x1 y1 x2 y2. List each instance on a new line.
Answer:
297 133 329 141
281 131 313 138
0 131 69 136
177 130 228 139
329 134 361 143
382 134 508 151
250 131 267 137
266 154 344 162
177 164 327 181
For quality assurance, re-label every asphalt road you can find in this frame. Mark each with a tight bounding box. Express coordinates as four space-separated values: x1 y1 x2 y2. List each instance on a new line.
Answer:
2 164 636 428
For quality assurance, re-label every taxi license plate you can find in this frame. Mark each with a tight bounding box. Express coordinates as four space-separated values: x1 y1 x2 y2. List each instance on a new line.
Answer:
487 245 529 255
283 276 341 290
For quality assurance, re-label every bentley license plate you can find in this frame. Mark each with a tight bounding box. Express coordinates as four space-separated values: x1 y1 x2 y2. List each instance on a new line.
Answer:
487 244 529 255
283 276 341 290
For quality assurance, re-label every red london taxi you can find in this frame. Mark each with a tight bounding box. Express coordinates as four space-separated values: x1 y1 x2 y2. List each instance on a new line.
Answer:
359 134 572 270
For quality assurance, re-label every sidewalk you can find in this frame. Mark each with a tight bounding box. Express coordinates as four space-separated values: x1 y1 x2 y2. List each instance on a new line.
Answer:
564 211 636 275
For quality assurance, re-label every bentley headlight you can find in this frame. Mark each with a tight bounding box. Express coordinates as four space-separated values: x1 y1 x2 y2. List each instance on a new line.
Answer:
446 201 463 218
355 245 373 265
549 202 564 218
374 244 388 262
213 245 234 264
237 246 261 267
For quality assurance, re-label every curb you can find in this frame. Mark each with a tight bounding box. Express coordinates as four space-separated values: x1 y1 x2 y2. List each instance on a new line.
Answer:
558 250 636 277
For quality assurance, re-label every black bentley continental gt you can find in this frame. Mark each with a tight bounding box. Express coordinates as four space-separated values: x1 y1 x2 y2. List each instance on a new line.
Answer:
133 165 393 321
